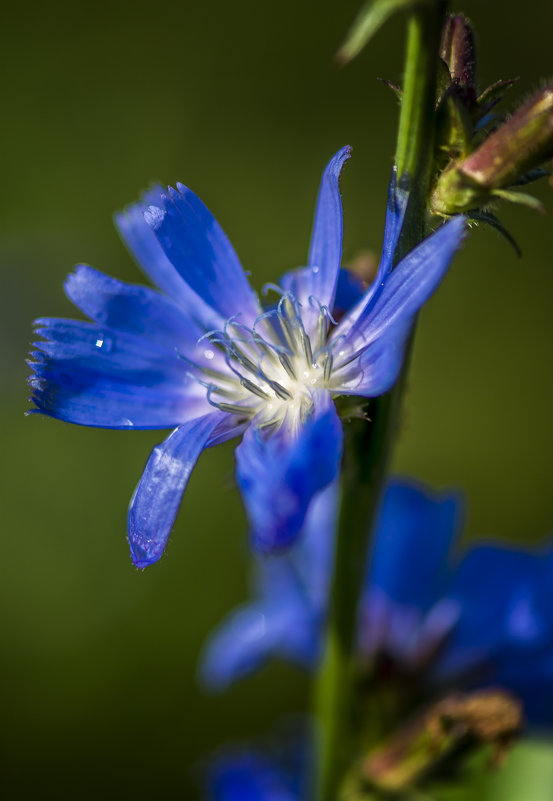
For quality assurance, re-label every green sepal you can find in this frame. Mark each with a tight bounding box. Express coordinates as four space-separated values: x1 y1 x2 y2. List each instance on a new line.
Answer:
477 77 519 112
336 0 438 66
377 76 403 100
467 210 522 258
492 188 546 214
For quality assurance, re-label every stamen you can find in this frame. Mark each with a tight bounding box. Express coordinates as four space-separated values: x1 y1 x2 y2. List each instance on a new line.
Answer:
299 327 313 366
238 376 271 400
227 342 259 378
265 378 293 401
308 296 338 326
276 350 297 380
206 386 254 416
316 310 328 354
317 349 334 382
201 380 243 401
262 282 286 297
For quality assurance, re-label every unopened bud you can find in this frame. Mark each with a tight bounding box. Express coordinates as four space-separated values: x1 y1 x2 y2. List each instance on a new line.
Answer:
431 85 553 215
440 14 477 107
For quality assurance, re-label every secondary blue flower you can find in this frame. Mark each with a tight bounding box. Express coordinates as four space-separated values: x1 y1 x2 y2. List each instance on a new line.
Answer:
28 149 464 566
207 750 302 801
202 480 553 724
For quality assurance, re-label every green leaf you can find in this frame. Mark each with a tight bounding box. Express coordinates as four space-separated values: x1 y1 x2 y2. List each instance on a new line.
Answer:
482 740 553 801
336 0 437 66
430 740 553 801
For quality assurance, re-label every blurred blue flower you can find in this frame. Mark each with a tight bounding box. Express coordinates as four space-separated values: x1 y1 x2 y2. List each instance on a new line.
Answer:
28 149 464 566
207 750 302 801
202 479 553 724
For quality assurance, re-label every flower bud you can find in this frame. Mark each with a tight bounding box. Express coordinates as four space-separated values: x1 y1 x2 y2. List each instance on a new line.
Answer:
440 14 477 107
357 691 522 793
431 85 553 215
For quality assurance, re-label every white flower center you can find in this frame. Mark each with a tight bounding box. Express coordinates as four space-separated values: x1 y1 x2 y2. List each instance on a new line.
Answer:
194 294 334 435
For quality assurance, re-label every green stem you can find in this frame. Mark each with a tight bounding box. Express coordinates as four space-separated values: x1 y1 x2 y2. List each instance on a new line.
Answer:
397 3 446 253
313 6 446 801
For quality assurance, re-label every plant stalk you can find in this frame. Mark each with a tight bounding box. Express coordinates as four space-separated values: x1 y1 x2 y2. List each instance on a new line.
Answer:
313 5 446 800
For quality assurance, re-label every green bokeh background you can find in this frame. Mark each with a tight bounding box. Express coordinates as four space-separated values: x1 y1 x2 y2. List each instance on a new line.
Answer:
2 1 553 798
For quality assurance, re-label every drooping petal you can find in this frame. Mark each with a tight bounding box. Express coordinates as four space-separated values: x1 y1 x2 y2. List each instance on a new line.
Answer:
144 183 261 327
128 413 223 568
236 394 343 552
29 318 209 428
115 187 222 330
334 215 465 358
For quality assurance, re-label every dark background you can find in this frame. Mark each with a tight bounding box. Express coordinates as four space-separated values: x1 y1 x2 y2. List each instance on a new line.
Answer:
2 1 553 798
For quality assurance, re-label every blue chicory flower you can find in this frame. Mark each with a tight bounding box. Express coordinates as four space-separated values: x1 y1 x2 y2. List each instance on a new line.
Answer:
207 750 302 801
201 479 553 725
28 148 464 566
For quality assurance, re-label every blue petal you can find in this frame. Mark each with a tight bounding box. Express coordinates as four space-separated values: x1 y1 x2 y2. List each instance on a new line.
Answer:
64 265 227 371
200 599 313 691
280 480 339 612
330 321 409 397
332 268 366 318
334 216 465 355
358 480 462 664
379 167 409 273
208 752 297 801
115 187 222 330
367 479 462 609
279 266 365 324
307 146 351 310
200 482 338 689
236 394 343 551
128 413 223 568
279 148 351 338
434 542 553 683
333 168 408 333
29 319 209 428
144 183 261 327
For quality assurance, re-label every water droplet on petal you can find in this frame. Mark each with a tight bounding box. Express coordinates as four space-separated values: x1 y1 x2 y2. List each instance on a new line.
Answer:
312 266 319 274
95 335 113 352
204 349 215 360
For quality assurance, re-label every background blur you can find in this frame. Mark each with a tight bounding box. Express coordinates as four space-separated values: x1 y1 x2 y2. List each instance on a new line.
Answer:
2 1 553 798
